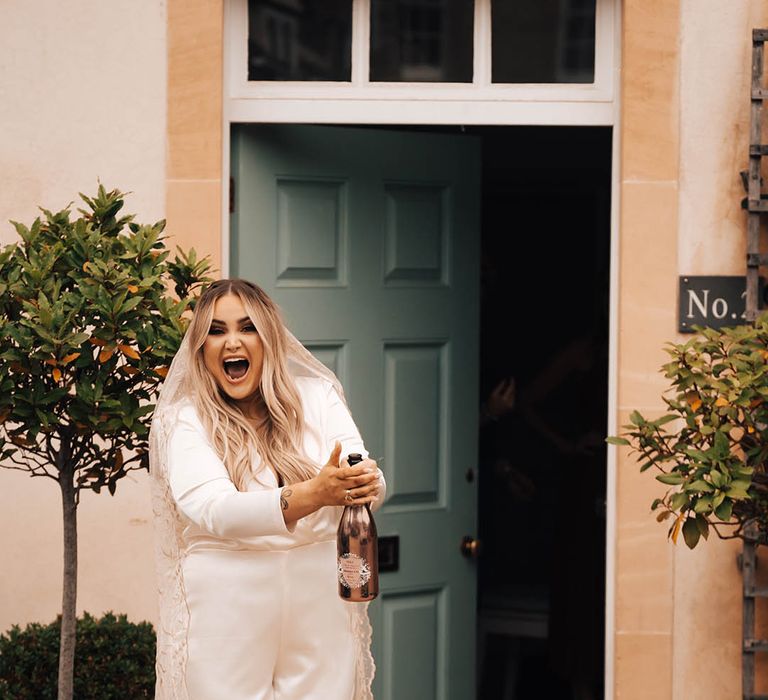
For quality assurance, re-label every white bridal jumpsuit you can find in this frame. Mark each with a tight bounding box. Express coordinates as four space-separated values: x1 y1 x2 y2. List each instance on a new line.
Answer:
164 376 385 700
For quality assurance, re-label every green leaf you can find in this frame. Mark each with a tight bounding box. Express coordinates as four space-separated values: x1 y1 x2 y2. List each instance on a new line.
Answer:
695 514 710 540
669 491 688 510
713 430 729 458
682 518 701 549
693 496 713 514
685 479 714 492
714 499 733 521
67 332 90 346
656 473 684 485
119 296 144 314
726 480 752 499
605 436 630 446
685 448 710 461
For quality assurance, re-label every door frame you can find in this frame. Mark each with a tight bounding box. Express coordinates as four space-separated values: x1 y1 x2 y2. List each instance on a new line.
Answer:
220 2 622 696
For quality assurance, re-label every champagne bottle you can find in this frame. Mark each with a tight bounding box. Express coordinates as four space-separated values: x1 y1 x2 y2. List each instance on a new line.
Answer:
337 453 379 602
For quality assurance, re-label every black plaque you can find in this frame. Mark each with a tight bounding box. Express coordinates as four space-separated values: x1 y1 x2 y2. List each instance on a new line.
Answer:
377 535 399 573
678 276 765 332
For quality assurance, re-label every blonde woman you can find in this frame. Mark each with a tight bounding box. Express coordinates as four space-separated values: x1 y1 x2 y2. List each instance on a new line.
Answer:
149 278 385 700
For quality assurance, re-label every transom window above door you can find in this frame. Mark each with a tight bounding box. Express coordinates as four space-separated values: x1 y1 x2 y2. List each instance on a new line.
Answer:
225 0 616 126
246 0 596 84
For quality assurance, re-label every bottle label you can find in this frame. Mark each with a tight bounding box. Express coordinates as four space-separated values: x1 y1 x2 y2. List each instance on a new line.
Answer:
337 553 372 589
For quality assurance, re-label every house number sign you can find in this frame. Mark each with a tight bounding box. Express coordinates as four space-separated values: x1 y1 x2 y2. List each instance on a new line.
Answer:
678 276 765 332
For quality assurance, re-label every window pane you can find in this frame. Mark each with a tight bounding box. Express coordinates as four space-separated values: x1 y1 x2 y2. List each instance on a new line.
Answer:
248 0 352 81
492 0 596 83
370 0 474 82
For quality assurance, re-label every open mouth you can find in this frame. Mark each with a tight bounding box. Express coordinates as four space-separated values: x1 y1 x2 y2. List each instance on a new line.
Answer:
223 357 250 382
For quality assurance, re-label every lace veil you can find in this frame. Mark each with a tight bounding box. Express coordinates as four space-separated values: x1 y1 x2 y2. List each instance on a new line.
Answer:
149 326 376 699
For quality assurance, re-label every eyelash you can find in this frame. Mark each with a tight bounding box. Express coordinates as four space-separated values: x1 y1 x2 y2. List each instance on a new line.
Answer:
208 325 256 335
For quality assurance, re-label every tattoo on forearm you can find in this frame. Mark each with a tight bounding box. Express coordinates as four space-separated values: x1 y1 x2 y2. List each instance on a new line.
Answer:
280 488 293 511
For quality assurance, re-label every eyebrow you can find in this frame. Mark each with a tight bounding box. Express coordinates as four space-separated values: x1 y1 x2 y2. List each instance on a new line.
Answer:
210 316 252 325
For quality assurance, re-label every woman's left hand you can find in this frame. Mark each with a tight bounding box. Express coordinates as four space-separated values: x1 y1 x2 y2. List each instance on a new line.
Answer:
339 454 381 506
280 444 382 527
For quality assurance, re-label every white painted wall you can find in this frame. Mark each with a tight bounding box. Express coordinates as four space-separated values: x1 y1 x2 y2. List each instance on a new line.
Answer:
0 2 167 239
675 2 768 697
678 2 768 274
0 1 166 633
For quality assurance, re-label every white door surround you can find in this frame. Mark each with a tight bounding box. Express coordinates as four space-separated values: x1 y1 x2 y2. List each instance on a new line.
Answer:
221 2 622 697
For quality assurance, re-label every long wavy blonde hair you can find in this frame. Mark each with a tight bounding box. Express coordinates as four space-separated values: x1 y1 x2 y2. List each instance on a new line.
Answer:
186 278 318 490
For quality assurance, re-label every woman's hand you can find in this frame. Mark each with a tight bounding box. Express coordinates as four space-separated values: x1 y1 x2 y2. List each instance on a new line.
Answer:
279 442 382 528
481 377 516 426
312 441 381 506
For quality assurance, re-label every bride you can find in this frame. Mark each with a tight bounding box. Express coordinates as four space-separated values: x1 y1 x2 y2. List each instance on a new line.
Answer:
149 278 385 699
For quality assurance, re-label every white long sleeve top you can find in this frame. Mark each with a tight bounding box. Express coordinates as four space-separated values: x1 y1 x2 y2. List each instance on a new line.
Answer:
167 376 386 553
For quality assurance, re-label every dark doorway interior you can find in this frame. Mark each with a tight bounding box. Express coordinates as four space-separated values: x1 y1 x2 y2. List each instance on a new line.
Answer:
475 126 611 700
319 121 610 698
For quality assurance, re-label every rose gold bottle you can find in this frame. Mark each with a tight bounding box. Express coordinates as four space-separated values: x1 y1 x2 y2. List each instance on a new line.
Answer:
337 453 379 602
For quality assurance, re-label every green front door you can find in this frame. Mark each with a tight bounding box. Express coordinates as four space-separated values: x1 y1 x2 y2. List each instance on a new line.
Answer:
231 124 480 699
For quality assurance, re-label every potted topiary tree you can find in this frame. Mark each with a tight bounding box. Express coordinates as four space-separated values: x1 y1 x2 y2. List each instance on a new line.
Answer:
0 185 212 700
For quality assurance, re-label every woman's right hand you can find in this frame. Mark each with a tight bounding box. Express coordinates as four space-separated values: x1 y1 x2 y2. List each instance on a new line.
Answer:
312 441 381 506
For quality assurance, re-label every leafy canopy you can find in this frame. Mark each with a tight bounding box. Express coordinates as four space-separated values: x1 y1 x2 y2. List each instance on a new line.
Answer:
608 316 768 548
0 184 212 499
0 611 156 699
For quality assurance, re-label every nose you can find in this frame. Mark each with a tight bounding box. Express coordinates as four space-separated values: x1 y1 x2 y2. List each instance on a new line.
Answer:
224 333 241 350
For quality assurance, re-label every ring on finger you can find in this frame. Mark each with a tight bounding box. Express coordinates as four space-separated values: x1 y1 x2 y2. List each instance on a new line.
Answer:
344 489 353 502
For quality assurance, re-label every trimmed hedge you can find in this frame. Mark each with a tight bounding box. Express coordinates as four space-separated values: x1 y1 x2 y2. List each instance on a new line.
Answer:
0 611 155 699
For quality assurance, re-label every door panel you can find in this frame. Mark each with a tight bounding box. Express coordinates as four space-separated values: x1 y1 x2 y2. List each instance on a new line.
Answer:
231 124 480 699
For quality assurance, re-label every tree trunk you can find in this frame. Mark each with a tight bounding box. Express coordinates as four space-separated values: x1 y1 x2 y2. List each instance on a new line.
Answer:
57 463 77 700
